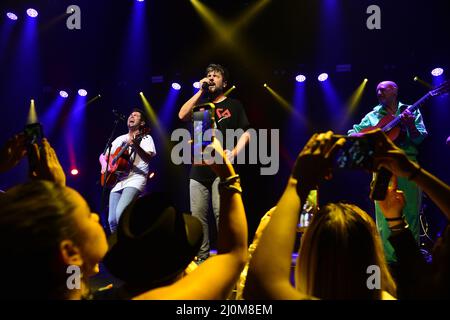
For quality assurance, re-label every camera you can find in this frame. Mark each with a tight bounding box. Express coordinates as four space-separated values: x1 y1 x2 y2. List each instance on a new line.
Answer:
192 103 215 165
24 122 44 173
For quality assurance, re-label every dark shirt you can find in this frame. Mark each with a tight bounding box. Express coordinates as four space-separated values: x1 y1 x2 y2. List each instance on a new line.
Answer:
190 97 250 183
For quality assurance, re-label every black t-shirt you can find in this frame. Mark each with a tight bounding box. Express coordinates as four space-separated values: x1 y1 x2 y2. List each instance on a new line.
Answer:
190 97 250 183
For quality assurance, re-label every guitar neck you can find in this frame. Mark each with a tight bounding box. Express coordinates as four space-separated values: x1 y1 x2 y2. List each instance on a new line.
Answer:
112 142 131 163
382 93 431 132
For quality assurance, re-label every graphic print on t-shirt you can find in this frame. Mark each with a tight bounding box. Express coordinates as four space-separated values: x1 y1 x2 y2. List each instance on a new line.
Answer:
216 108 231 122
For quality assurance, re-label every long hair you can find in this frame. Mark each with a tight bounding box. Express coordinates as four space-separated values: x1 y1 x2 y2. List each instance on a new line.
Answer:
296 203 396 299
0 181 82 299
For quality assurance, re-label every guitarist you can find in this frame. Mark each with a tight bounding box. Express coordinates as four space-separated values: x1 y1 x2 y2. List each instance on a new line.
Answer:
348 81 428 266
99 108 156 233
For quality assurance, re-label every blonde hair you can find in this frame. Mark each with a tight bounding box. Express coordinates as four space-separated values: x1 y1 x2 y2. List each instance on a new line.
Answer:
296 203 396 299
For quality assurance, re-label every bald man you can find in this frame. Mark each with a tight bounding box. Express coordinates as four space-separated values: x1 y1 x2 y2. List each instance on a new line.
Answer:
348 81 428 265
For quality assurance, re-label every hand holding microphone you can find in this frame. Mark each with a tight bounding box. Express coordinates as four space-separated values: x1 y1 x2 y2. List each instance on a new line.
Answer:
200 77 214 91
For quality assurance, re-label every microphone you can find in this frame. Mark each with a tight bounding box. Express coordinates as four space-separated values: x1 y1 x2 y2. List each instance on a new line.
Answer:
202 81 214 90
112 109 127 121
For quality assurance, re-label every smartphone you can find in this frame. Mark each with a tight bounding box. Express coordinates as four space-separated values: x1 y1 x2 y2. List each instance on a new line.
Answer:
24 123 44 173
333 134 392 200
192 103 215 165
334 135 377 172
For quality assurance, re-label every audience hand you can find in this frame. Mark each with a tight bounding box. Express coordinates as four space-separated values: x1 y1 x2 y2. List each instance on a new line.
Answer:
292 131 345 199
377 176 405 220
0 133 27 173
30 139 66 186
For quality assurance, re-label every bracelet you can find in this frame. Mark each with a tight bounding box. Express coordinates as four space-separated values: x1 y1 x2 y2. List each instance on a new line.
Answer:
408 166 422 181
219 183 243 194
219 174 240 186
385 216 404 221
389 221 409 233
218 174 242 194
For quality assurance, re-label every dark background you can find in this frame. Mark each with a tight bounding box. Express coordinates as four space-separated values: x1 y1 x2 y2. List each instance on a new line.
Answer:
1 0 449 244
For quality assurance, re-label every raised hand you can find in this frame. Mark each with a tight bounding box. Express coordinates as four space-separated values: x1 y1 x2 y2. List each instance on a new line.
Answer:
30 139 66 186
292 131 345 199
0 133 27 173
377 175 405 219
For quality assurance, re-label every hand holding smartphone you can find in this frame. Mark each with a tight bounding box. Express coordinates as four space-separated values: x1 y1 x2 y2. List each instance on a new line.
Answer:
24 123 44 173
192 103 215 165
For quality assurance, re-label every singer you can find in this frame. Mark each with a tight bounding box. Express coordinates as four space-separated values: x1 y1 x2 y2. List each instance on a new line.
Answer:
178 63 251 264
99 108 156 233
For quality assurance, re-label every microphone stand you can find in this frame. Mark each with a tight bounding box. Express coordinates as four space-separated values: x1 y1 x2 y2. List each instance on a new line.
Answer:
100 118 121 234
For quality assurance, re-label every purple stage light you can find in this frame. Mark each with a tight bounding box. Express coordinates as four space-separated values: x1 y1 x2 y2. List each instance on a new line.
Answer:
78 89 87 97
431 67 444 77
26 8 38 18
193 82 201 89
318 73 329 82
137 0 145 2
295 75 306 83
172 83 181 90
6 12 18 20
59 91 69 98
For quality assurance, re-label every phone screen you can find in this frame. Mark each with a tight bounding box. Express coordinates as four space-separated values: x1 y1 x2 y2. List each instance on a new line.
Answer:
192 103 215 163
335 136 376 171
24 123 44 172
24 123 44 146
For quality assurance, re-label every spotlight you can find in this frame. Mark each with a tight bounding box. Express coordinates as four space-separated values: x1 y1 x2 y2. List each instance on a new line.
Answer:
318 73 329 82
263 83 267 87
364 78 368 82
59 90 69 98
78 89 87 97
431 67 444 77
149 172 155 179
70 169 79 176
193 82 200 89
6 12 18 20
137 0 145 2
26 8 38 18
171 82 181 90
295 75 306 83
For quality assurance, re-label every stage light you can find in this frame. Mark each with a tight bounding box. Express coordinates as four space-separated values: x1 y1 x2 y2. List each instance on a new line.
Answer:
193 82 200 89
137 0 145 2
171 83 181 90
295 75 306 83
6 12 18 20
318 73 329 82
149 172 155 179
59 90 69 98
364 78 368 82
26 8 38 18
78 89 87 97
431 67 444 77
263 83 267 87
70 169 79 176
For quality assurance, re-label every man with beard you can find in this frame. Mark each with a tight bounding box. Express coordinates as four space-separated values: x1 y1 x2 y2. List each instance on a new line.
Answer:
178 64 251 264
100 108 156 233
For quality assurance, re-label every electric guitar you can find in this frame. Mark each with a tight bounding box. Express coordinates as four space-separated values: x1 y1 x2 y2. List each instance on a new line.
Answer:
100 128 149 188
360 80 449 141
